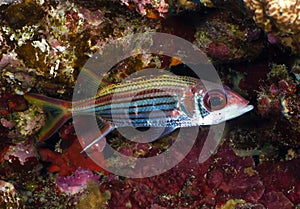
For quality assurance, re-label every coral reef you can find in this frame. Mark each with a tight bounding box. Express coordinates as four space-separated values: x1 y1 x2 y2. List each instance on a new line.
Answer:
243 0 300 53
4 140 36 165
194 9 263 63
257 64 300 135
0 0 299 208
227 64 299 167
0 180 21 208
99 139 299 208
0 93 42 170
0 92 45 142
77 182 110 209
120 0 169 18
56 168 100 194
0 146 76 208
118 0 218 18
0 0 161 95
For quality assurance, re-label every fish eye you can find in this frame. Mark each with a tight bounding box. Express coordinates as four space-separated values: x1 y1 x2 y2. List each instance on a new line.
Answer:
203 89 227 111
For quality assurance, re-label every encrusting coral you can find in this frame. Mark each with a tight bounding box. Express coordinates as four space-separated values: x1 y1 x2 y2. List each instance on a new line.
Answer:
243 0 300 53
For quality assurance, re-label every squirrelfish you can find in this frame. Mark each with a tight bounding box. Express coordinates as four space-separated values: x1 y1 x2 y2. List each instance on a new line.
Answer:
25 74 253 152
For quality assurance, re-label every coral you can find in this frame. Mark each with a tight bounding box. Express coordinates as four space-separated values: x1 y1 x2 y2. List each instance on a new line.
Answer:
291 60 300 81
194 9 263 63
197 0 214 7
281 94 300 130
99 137 299 208
120 0 169 18
4 140 36 165
1 67 35 95
0 180 21 208
0 0 161 94
0 93 28 115
257 64 300 136
227 64 299 161
56 168 100 195
0 93 40 165
0 0 22 6
13 105 45 137
0 93 45 141
224 60 270 98
243 0 300 53
0 150 75 208
24 176 74 209
3 0 45 29
118 0 224 17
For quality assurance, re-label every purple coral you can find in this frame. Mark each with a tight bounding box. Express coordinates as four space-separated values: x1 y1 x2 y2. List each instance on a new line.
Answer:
4 141 36 165
56 168 100 195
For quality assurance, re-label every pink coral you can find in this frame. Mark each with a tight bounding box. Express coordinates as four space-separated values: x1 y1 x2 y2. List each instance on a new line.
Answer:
4 141 36 165
120 0 169 17
56 168 100 195
256 64 300 138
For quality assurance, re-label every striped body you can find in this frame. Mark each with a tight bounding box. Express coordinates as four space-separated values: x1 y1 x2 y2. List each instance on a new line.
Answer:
72 74 204 128
25 73 253 152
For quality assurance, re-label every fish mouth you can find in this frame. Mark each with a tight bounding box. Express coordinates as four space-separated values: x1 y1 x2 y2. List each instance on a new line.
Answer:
240 104 254 114
235 98 254 115
224 103 253 121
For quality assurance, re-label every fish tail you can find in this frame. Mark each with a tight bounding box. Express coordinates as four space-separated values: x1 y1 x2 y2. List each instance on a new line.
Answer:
24 93 72 141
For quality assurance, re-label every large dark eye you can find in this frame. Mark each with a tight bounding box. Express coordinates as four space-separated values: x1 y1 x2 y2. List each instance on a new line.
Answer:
203 90 227 111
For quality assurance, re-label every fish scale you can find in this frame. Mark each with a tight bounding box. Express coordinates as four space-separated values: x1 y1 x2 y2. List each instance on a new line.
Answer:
96 74 198 97
72 75 200 127
24 73 253 152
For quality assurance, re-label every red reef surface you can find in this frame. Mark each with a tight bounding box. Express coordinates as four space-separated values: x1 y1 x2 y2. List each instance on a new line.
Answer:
38 124 107 176
99 135 269 208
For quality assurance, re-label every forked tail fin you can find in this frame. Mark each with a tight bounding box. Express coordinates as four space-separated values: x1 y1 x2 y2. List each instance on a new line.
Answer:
24 93 72 141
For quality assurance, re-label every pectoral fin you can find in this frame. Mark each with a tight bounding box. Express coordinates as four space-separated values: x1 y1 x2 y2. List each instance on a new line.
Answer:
80 122 116 153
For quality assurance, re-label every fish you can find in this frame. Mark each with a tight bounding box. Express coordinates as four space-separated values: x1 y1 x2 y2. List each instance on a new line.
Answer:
24 74 253 153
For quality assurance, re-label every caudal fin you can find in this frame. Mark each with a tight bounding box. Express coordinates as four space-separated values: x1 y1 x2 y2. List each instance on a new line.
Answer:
24 93 72 141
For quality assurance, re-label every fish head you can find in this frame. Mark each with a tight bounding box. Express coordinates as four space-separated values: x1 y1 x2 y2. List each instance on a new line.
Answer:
197 86 253 125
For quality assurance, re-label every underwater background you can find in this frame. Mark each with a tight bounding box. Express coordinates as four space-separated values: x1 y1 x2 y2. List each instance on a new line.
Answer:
0 0 299 208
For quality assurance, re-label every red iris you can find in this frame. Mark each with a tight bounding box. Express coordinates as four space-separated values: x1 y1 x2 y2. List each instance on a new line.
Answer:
203 89 227 111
